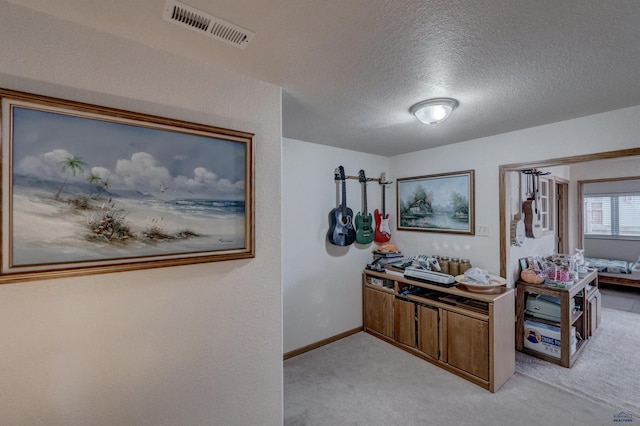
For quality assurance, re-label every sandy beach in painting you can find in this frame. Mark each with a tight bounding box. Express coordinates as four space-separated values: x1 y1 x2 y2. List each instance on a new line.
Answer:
11 186 245 267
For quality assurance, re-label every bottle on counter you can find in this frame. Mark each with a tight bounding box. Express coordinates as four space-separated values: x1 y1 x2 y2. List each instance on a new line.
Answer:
459 259 472 274
439 256 449 275
449 258 460 276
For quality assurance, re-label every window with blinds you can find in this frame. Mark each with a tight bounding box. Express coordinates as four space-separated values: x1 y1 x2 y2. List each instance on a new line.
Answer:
583 178 640 239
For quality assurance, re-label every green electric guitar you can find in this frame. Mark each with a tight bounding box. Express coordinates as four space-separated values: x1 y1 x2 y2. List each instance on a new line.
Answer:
355 169 374 244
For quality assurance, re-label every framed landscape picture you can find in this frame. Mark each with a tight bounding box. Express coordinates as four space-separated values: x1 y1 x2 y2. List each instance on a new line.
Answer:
0 89 254 284
397 170 475 235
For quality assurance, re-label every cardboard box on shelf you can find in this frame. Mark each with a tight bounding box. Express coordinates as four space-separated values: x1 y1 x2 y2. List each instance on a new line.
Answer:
523 320 576 359
366 275 394 289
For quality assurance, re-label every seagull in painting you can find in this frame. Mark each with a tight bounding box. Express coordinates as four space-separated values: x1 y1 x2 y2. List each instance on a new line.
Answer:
160 184 167 193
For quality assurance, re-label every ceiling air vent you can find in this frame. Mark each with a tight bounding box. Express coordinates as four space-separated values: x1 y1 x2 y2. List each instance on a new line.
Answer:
163 0 254 49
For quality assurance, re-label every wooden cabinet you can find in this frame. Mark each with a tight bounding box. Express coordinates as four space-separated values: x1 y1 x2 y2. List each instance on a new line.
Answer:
417 304 439 358
394 298 416 347
587 288 602 338
444 311 489 381
363 270 515 392
363 285 394 338
516 270 599 368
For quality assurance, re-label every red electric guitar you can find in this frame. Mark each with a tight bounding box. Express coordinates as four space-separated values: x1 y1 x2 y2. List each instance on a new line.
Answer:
374 173 391 243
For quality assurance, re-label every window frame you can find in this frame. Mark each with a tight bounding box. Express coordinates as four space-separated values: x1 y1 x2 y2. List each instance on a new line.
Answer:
579 177 640 244
583 193 640 241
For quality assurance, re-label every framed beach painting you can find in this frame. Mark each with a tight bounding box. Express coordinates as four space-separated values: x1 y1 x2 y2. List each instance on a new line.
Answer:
397 170 475 235
0 89 254 284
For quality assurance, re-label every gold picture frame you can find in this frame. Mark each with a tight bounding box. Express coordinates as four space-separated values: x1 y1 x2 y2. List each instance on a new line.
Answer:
0 89 254 284
397 170 475 235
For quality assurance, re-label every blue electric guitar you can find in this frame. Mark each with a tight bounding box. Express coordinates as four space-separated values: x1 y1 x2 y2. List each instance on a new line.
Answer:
355 169 374 244
328 166 357 246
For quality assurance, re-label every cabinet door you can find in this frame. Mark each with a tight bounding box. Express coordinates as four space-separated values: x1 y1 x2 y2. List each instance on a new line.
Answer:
417 305 439 359
588 290 602 337
446 311 489 380
364 287 394 338
394 298 416 347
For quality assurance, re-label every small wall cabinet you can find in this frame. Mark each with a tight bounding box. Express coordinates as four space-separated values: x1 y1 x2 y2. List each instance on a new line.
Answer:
515 270 600 368
363 270 515 393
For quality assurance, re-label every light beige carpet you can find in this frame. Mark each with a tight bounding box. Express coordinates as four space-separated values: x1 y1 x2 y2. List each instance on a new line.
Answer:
516 307 640 416
285 331 628 425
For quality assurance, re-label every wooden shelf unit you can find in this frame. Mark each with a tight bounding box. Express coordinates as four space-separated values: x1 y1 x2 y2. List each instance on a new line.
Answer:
362 270 515 393
515 270 600 368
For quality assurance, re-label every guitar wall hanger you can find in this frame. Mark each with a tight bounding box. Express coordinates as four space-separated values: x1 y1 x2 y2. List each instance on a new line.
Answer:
521 169 551 177
334 170 384 183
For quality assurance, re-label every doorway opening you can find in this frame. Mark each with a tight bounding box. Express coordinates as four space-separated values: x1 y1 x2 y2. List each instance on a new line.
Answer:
499 147 640 280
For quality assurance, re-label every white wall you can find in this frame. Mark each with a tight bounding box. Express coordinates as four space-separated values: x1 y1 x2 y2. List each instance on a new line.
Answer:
571 157 640 262
0 3 283 425
388 107 640 283
283 107 640 353
282 138 387 353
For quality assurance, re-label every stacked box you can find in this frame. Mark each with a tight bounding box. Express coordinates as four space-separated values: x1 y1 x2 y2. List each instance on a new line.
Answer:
366 276 394 289
523 320 576 359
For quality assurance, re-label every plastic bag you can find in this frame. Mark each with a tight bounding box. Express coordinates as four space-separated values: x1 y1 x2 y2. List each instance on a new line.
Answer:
463 267 492 284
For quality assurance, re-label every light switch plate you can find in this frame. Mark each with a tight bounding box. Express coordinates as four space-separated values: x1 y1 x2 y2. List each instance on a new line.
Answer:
476 224 489 237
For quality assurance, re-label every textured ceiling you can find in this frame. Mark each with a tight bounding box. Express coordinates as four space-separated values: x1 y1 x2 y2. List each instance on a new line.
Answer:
7 0 640 156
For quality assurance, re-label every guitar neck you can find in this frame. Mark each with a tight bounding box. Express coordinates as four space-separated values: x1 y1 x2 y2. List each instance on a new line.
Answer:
362 182 368 215
341 178 348 214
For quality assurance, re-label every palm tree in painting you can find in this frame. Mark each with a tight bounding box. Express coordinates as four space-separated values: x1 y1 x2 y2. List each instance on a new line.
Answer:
98 178 110 198
86 172 108 199
55 155 87 199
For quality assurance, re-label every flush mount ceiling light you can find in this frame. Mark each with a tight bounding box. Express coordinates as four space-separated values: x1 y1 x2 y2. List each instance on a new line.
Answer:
410 98 459 126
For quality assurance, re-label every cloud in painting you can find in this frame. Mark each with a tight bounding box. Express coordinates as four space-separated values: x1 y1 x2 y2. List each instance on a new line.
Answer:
174 167 244 196
89 166 112 181
16 149 244 198
16 148 81 180
113 152 173 193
